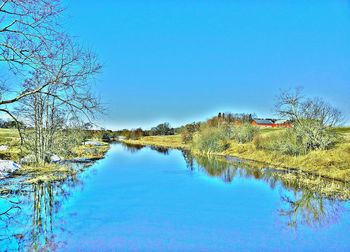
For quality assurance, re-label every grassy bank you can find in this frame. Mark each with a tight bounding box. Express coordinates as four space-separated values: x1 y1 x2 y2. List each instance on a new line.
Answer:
219 127 350 181
121 127 350 182
122 135 188 149
0 128 110 184
72 142 110 160
0 128 22 160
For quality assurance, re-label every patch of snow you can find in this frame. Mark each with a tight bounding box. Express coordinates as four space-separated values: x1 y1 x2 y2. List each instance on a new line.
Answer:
0 160 21 178
70 157 94 163
50 154 61 163
20 155 36 164
83 141 103 146
0 145 8 151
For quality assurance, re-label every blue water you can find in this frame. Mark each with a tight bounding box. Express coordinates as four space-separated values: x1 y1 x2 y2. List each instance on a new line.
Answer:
1 143 350 251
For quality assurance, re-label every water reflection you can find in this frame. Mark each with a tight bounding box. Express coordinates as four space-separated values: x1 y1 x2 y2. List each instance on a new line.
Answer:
182 151 235 182
121 142 170 155
182 151 350 229
0 175 81 251
121 143 145 153
280 191 344 229
0 144 349 251
150 146 170 155
120 143 350 229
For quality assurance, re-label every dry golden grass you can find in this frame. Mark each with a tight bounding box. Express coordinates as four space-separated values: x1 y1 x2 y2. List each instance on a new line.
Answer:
72 142 110 160
0 128 22 160
123 128 350 182
16 164 77 184
221 140 350 181
220 127 350 181
0 128 110 183
122 135 189 149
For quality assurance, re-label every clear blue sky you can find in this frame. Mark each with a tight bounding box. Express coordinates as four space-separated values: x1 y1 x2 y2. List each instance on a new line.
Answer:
65 0 350 130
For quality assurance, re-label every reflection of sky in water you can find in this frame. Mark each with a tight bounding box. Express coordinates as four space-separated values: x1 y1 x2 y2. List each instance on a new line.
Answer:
1 143 350 251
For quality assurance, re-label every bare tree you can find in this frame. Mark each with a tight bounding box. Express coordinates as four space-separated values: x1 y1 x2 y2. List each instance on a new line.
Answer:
0 1 102 162
0 0 64 141
0 0 62 70
275 88 343 152
0 0 67 120
275 88 342 127
16 37 101 163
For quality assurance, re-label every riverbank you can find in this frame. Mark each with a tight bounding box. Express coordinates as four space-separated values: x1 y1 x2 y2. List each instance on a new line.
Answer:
121 128 350 182
0 129 110 184
122 135 188 149
17 143 110 184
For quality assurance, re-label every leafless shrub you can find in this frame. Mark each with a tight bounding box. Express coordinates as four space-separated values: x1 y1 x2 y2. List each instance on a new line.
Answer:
275 88 343 152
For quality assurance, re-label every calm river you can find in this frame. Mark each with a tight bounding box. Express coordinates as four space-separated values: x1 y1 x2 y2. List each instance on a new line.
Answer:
1 143 350 251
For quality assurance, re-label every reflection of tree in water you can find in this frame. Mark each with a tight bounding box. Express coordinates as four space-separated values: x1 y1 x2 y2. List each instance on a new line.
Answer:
279 190 344 229
181 151 349 229
182 152 268 183
150 146 170 155
121 142 171 155
30 182 60 250
0 175 80 251
196 156 236 183
0 188 23 247
182 150 195 171
121 143 145 153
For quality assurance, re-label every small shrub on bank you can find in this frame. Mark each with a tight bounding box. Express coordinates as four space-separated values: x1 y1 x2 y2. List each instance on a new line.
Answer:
275 89 343 153
231 123 259 144
191 122 259 153
181 122 201 143
254 130 305 156
192 126 230 153
292 121 340 152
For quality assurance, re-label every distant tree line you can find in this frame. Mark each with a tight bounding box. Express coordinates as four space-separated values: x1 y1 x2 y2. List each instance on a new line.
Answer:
0 119 24 129
115 123 176 140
